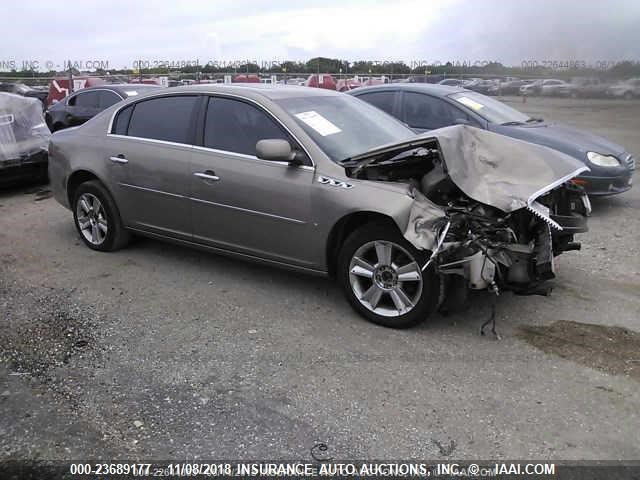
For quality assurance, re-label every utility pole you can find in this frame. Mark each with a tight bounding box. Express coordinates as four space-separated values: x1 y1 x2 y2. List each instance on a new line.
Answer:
68 60 74 94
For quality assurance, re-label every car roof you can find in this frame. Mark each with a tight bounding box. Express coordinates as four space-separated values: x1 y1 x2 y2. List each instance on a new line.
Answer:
349 83 466 97
71 84 162 95
159 83 342 100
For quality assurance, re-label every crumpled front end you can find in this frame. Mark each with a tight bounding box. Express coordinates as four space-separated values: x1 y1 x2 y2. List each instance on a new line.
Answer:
346 125 590 299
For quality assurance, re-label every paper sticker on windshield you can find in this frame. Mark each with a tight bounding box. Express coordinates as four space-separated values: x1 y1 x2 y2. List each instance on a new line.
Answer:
456 96 484 111
124 91 139 96
295 111 341 136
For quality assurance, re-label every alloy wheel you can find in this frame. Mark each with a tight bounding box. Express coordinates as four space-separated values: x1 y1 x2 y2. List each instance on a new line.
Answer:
76 193 108 245
348 240 423 317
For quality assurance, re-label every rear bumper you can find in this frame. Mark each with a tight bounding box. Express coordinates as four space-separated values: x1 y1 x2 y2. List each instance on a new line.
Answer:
577 171 634 196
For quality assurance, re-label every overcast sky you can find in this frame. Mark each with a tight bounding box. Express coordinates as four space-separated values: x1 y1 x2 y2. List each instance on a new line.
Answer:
4 0 639 70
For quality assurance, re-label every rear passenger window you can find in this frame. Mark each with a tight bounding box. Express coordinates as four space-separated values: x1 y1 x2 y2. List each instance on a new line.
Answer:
203 97 294 157
112 104 133 135
127 95 198 144
357 91 396 115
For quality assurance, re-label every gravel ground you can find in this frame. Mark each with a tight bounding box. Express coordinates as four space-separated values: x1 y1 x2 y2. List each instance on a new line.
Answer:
1 97 639 463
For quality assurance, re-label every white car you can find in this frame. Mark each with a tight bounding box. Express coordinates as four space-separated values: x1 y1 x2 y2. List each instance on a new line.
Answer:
606 78 640 99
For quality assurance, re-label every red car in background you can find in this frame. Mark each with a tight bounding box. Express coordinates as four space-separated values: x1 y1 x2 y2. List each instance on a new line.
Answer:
233 74 260 83
305 74 336 90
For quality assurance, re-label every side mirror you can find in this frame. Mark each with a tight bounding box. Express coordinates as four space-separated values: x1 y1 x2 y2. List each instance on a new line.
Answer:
256 139 304 165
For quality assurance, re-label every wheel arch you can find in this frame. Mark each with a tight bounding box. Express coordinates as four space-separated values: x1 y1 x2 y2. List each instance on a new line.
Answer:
66 169 114 208
325 211 400 279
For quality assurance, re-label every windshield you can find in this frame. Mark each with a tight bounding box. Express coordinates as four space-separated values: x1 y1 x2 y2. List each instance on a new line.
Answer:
275 94 413 162
449 91 531 125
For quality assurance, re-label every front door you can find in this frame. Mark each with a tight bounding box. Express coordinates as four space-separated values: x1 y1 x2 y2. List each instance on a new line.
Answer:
189 96 315 267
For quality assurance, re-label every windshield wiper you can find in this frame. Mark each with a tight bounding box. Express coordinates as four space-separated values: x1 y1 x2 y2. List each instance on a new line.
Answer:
526 117 544 123
500 121 525 126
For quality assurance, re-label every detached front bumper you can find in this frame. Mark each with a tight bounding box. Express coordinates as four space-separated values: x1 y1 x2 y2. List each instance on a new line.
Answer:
0 149 48 186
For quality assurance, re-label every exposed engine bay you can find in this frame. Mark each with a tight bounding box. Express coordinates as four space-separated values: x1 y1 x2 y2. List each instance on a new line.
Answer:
342 126 590 316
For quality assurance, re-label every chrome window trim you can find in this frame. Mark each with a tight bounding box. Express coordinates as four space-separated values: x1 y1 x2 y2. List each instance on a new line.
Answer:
105 90 315 167
107 133 195 150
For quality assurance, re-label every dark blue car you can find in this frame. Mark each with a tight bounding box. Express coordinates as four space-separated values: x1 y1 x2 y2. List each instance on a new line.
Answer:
349 84 634 195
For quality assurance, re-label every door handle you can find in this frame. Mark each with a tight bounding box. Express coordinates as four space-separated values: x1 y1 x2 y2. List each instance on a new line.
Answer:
194 171 220 182
109 154 128 164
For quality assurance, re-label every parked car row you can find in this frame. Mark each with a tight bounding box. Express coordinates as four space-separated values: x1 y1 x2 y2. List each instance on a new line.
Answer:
435 77 640 99
2 76 635 198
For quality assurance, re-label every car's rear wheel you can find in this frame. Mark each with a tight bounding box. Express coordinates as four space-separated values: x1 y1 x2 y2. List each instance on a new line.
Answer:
72 180 130 252
337 222 440 328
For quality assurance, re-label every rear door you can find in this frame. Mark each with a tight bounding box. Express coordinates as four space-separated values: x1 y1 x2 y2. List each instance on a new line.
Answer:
189 95 316 267
104 94 199 240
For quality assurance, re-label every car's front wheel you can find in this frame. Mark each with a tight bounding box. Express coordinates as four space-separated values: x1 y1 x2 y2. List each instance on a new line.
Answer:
72 180 130 252
337 222 440 328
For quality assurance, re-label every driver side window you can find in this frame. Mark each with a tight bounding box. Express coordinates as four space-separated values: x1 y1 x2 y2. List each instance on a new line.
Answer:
203 96 309 164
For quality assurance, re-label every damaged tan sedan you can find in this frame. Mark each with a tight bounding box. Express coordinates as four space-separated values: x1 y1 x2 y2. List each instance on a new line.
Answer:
48 85 590 328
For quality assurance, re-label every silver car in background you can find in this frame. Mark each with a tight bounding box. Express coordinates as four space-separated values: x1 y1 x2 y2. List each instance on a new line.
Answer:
48 85 589 328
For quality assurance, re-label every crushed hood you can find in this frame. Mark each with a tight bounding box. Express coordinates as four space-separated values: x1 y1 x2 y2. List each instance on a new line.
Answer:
430 125 589 212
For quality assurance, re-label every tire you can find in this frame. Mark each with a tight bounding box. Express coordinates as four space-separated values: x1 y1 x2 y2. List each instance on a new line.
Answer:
623 91 633 100
72 180 130 252
337 222 440 328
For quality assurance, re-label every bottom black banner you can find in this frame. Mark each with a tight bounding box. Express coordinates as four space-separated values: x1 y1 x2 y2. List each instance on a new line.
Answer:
1 460 639 480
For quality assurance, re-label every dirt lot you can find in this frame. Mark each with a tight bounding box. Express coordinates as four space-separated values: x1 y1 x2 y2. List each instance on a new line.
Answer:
1 97 639 462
